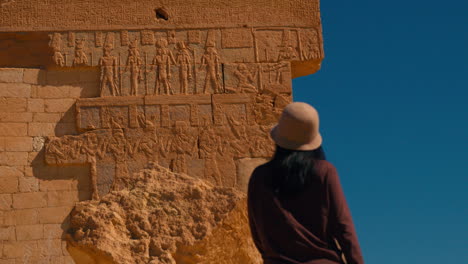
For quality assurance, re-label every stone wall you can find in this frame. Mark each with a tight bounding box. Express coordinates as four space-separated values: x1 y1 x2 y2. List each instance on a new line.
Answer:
0 1 324 262
0 67 91 263
0 64 277 262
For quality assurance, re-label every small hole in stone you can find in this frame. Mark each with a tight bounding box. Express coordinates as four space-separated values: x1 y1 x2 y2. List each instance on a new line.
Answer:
155 8 169 20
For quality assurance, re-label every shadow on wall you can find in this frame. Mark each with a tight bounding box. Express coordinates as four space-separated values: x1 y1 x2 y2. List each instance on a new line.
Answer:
29 68 101 240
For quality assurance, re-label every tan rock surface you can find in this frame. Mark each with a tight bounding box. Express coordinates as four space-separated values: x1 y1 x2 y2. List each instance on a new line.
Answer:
67 163 261 264
0 1 323 263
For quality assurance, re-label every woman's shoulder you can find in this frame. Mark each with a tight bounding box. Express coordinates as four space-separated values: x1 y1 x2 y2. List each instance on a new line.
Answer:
315 159 335 169
314 160 338 178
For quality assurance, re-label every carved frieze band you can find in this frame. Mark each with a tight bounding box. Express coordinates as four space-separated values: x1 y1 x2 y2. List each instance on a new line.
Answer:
48 27 320 97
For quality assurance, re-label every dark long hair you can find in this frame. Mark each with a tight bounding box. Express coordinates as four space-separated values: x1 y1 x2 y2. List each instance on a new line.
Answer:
269 145 326 197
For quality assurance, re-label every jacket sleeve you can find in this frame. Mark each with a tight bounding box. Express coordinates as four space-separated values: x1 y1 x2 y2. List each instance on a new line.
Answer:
326 164 364 264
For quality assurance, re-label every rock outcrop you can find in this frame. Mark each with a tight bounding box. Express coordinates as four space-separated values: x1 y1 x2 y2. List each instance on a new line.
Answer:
67 163 261 264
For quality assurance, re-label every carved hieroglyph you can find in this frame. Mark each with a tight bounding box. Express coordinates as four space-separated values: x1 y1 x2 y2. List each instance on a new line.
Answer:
45 91 285 199
42 27 319 96
41 22 309 202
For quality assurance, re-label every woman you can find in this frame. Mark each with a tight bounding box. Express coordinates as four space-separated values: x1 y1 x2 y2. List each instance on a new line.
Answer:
248 102 364 264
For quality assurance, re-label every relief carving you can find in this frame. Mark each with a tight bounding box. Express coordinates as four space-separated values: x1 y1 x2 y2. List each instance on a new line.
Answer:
42 26 320 198
95 31 103 47
73 38 88 66
99 44 119 96
49 33 65 67
226 63 258 94
27 6 324 263
68 31 75 47
141 30 155 45
200 42 222 94
176 41 193 95
124 40 144 96
151 39 176 95
120 30 129 46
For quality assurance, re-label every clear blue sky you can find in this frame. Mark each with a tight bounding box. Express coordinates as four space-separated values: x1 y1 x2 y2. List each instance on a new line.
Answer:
292 1 467 263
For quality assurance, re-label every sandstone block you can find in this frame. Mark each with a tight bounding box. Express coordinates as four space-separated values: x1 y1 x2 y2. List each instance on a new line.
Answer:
0 98 27 112
38 206 72 224
2 240 39 259
0 83 31 98
0 226 15 241
27 152 40 164
28 123 56 136
35 86 70 99
0 123 27 136
0 68 23 83
46 71 80 85
236 158 268 192
44 99 75 113
43 224 64 239
3 209 38 225
23 69 46 85
0 112 33 123
24 166 34 177
0 166 23 177
0 194 12 210
68 86 83 98
37 238 62 256
19 256 49 264
12 192 47 209
47 191 79 207
0 175 18 193
19 177 39 192
16 224 43 240
51 256 75 264
0 152 28 166
54 123 77 136
27 98 45 112
60 110 76 123
0 259 15 264
33 113 62 123
3 137 33 152
39 179 73 192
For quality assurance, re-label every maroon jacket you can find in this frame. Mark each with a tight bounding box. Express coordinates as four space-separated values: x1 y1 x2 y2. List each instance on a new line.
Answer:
247 160 364 264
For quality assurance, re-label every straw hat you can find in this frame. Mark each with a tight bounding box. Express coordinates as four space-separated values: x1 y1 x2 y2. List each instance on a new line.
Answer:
270 102 322 151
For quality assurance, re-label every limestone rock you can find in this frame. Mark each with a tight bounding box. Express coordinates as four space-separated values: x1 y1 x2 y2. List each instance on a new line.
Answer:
67 163 261 264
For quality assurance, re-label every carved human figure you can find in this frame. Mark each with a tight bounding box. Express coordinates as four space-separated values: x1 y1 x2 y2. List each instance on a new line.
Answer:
200 42 222 94
151 39 176 95
227 64 257 93
99 44 119 97
176 41 193 94
170 121 197 173
199 127 222 185
125 40 143 96
108 129 129 181
80 133 107 200
49 33 65 66
73 39 88 66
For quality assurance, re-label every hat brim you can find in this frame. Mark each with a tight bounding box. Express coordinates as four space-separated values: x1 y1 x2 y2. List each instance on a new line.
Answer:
270 124 322 151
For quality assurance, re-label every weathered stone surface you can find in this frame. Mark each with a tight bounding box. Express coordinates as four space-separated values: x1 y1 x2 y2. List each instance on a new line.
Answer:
0 1 324 262
67 164 260 263
0 1 321 31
